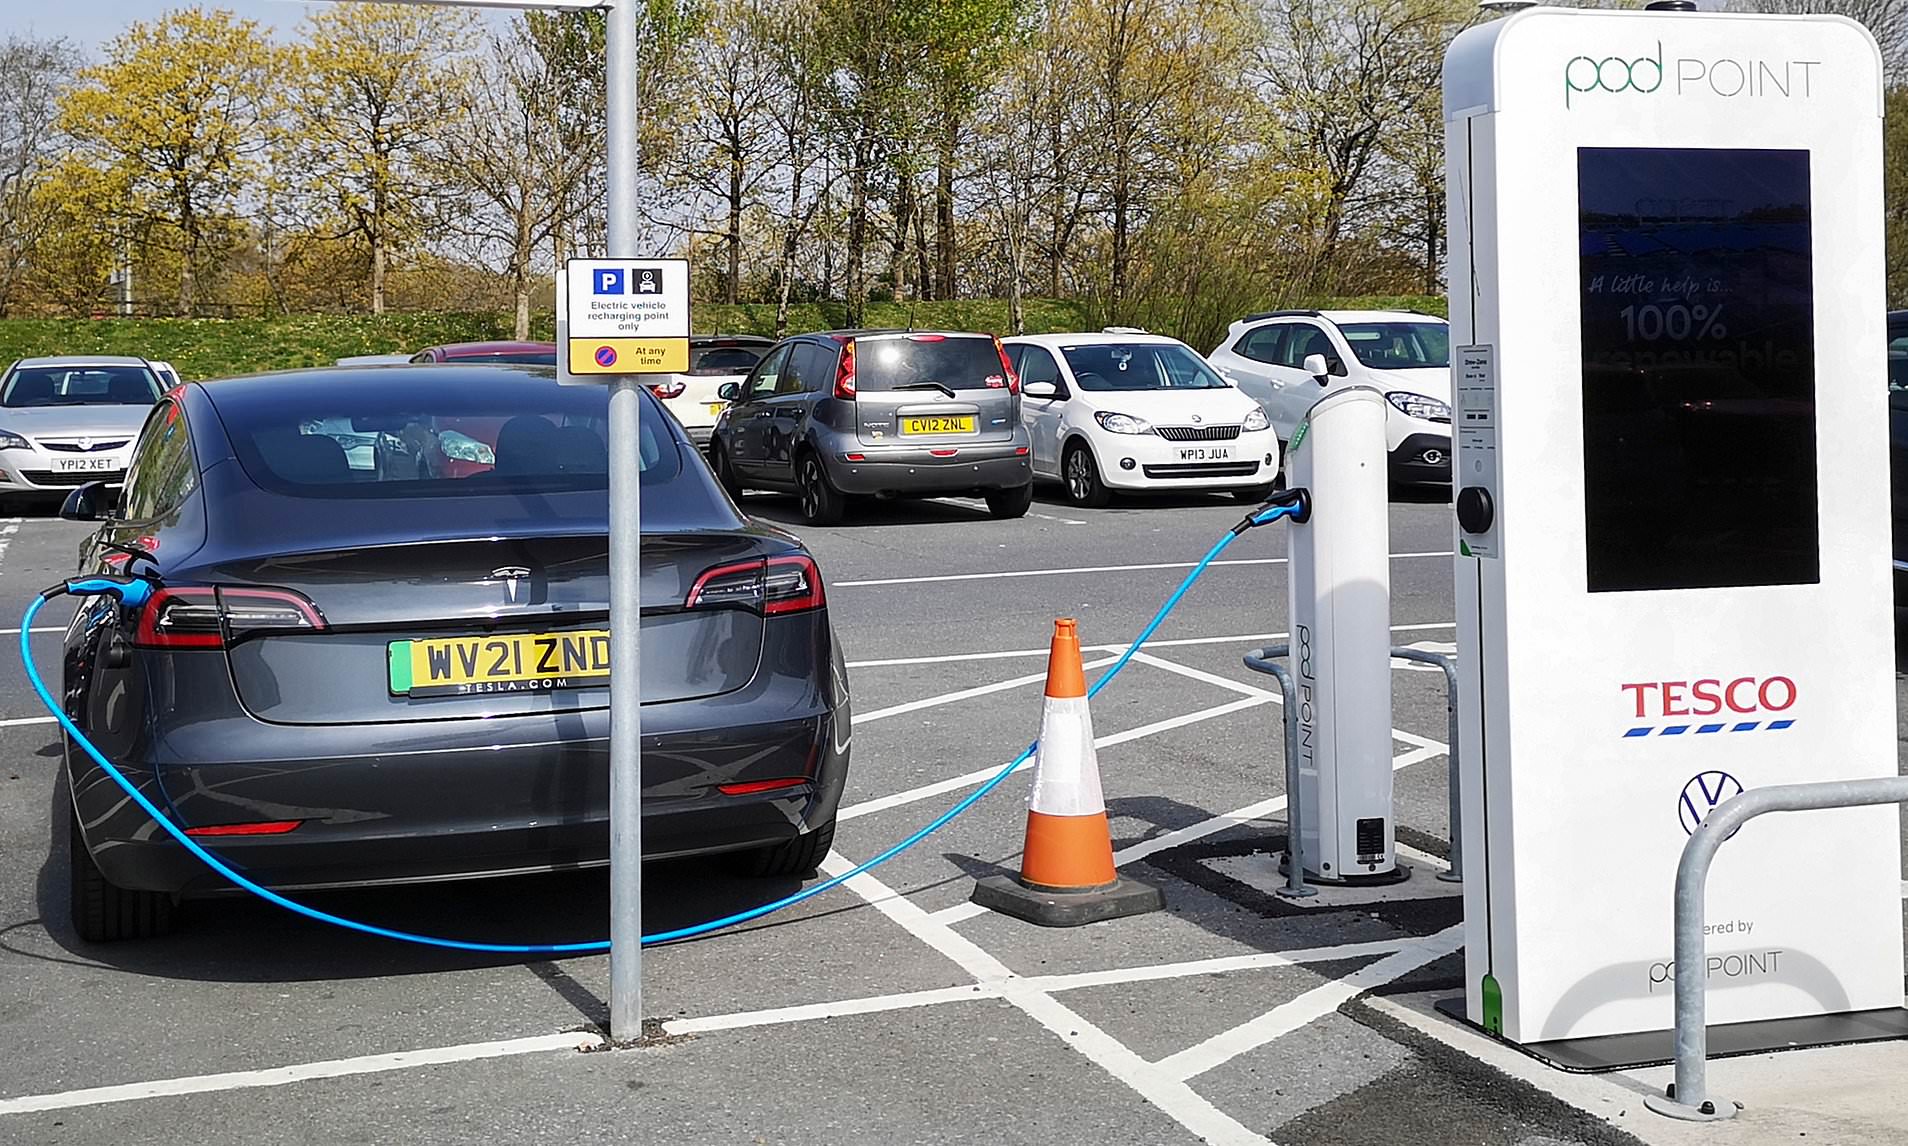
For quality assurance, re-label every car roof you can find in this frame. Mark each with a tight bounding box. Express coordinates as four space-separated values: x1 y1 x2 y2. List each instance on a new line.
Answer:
692 334 775 346
1003 332 1187 349
1228 309 1443 330
192 364 570 404
811 329 995 340
421 341 557 356
11 355 152 369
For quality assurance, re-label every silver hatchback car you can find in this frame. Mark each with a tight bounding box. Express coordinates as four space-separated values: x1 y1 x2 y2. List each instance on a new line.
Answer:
0 356 162 504
707 330 1034 524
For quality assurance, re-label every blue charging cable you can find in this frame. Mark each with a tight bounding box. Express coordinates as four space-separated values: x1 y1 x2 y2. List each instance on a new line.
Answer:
25 495 1309 954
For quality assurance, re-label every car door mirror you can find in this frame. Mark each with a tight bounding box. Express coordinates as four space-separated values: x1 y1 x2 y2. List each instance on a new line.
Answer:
717 381 740 401
60 480 112 522
1023 380 1060 399
1302 353 1331 385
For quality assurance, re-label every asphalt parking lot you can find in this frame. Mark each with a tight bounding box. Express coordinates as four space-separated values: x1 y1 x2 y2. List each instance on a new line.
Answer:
0 486 1901 1145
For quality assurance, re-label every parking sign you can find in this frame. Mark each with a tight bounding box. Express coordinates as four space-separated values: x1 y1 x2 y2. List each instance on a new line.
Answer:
562 258 691 376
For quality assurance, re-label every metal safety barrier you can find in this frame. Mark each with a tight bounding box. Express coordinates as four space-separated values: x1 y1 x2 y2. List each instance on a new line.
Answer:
1242 645 1315 899
1386 646 1462 883
1646 776 1908 1122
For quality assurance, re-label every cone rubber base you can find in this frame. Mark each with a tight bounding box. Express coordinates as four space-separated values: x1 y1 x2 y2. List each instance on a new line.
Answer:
970 873 1164 928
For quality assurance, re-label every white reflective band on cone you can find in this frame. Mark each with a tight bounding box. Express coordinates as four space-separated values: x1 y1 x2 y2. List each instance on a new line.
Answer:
1027 695 1105 816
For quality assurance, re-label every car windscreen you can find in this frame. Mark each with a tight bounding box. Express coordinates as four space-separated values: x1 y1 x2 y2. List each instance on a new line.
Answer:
2 366 160 408
219 383 682 499
1337 323 1449 369
853 335 1006 391
688 345 766 376
1059 343 1228 391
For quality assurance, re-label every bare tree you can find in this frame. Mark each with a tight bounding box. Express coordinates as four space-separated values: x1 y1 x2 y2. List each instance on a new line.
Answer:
436 23 596 338
1727 1 1908 72
0 35 78 317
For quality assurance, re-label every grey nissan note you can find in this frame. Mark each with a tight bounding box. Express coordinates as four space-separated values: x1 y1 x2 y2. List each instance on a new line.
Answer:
707 330 1034 524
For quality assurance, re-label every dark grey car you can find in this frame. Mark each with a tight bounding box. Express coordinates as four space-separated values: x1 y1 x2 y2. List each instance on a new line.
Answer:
57 366 850 942
706 330 1034 524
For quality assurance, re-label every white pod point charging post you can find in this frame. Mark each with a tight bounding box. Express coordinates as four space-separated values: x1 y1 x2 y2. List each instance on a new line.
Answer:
1444 5 1905 1065
1285 387 1401 884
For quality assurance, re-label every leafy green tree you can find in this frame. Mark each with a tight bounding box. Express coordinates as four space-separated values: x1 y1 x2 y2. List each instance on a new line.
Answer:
287 3 479 314
59 7 280 314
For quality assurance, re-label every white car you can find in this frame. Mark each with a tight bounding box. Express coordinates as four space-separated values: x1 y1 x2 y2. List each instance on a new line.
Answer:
654 334 774 447
148 360 181 388
0 355 162 503
1208 309 1452 484
1003 332 1282 506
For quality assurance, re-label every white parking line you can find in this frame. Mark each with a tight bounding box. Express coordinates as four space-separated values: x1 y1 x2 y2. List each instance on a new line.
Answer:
819 851 1274 1146
0 1031 605 1117
664 936 1416 1037
852 655 1119 727
836 551 1453 588
1153 925 1464 1082
0 715 56 728
0 627 64 636
845 621 1456 669
837 695 1270 822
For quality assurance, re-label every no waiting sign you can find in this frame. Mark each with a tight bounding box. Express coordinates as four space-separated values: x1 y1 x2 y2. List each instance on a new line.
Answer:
562 258 691 375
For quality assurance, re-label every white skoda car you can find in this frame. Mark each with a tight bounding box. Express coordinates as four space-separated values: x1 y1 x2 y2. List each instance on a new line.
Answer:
1002 332 1282 506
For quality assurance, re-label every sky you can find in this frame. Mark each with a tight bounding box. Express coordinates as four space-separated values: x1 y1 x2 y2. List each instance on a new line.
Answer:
4 1 513 51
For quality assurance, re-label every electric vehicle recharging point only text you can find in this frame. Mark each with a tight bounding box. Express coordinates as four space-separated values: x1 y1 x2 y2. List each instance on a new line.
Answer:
1444 6 1904 1064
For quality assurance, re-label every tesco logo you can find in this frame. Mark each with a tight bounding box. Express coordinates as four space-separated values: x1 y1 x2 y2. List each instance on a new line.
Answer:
1621 676 1796 719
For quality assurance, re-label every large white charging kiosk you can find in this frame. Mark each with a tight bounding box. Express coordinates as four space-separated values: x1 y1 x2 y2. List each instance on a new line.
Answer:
1444 7 1904 1061
1286 387 1401 883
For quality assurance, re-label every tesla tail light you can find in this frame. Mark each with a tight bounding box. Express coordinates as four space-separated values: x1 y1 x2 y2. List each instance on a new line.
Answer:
994 336 1020 395
717 777 808 796
133 587 327 649
686 555 825 616
185 819 303 838
834 340 857 399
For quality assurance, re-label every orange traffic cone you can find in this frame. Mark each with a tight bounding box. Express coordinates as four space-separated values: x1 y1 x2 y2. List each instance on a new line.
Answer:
970 619 1164 927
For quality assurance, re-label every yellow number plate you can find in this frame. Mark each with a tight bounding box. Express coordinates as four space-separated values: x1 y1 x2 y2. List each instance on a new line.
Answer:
900 415 976 435
389 630 610 698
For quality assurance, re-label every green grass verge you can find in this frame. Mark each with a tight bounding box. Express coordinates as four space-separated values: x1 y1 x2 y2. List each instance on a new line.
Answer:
0 295 1445 380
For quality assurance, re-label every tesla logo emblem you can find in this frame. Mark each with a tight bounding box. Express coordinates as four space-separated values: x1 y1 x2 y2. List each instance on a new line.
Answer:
492 566 532 604
1679 770 1743 836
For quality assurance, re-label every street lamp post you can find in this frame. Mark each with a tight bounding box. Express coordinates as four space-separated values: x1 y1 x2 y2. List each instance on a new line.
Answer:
316 0 646 1039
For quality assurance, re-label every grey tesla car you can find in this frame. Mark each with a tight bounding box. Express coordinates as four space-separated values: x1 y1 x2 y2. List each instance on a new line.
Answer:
0 356 163 505
58 365 850 941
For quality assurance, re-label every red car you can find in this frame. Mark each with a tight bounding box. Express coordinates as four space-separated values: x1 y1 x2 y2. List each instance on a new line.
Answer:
409 341 557 366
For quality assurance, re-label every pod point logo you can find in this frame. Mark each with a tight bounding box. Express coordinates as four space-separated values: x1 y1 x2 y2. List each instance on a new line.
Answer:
1564 42 1822 108
1565 43 1662 108
1679 770 1743 836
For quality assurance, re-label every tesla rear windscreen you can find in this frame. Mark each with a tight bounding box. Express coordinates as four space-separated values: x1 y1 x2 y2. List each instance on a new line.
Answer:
1578 147 1818 593
218 387 682 498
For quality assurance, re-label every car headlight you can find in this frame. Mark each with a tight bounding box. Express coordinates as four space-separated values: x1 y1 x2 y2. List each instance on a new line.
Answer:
438 430 496 464
0 429 28 451
1241 407 1270 433
1385 392 1452 422
1094 411 1154 435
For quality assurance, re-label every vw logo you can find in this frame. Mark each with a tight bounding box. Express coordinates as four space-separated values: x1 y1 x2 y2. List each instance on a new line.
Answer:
491 565 532 605
1564 43 1663 107
1678 770 1744 836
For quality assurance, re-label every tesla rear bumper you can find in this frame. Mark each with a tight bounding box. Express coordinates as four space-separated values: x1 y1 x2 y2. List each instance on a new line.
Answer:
72 706 848 896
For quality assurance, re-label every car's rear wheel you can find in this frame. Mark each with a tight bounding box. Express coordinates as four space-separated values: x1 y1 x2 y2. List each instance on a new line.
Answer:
729 816 836 879
1231 484 1278 504
711 445 745 500
797 455 845 525
1062 443 1110 508
69 803 174 943
985 483 1033 519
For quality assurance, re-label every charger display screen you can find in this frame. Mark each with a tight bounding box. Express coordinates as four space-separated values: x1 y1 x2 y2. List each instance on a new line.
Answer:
1578 147 1818 593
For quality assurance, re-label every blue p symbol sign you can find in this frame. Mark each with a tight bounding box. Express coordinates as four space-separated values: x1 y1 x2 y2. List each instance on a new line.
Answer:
594 269 625 295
